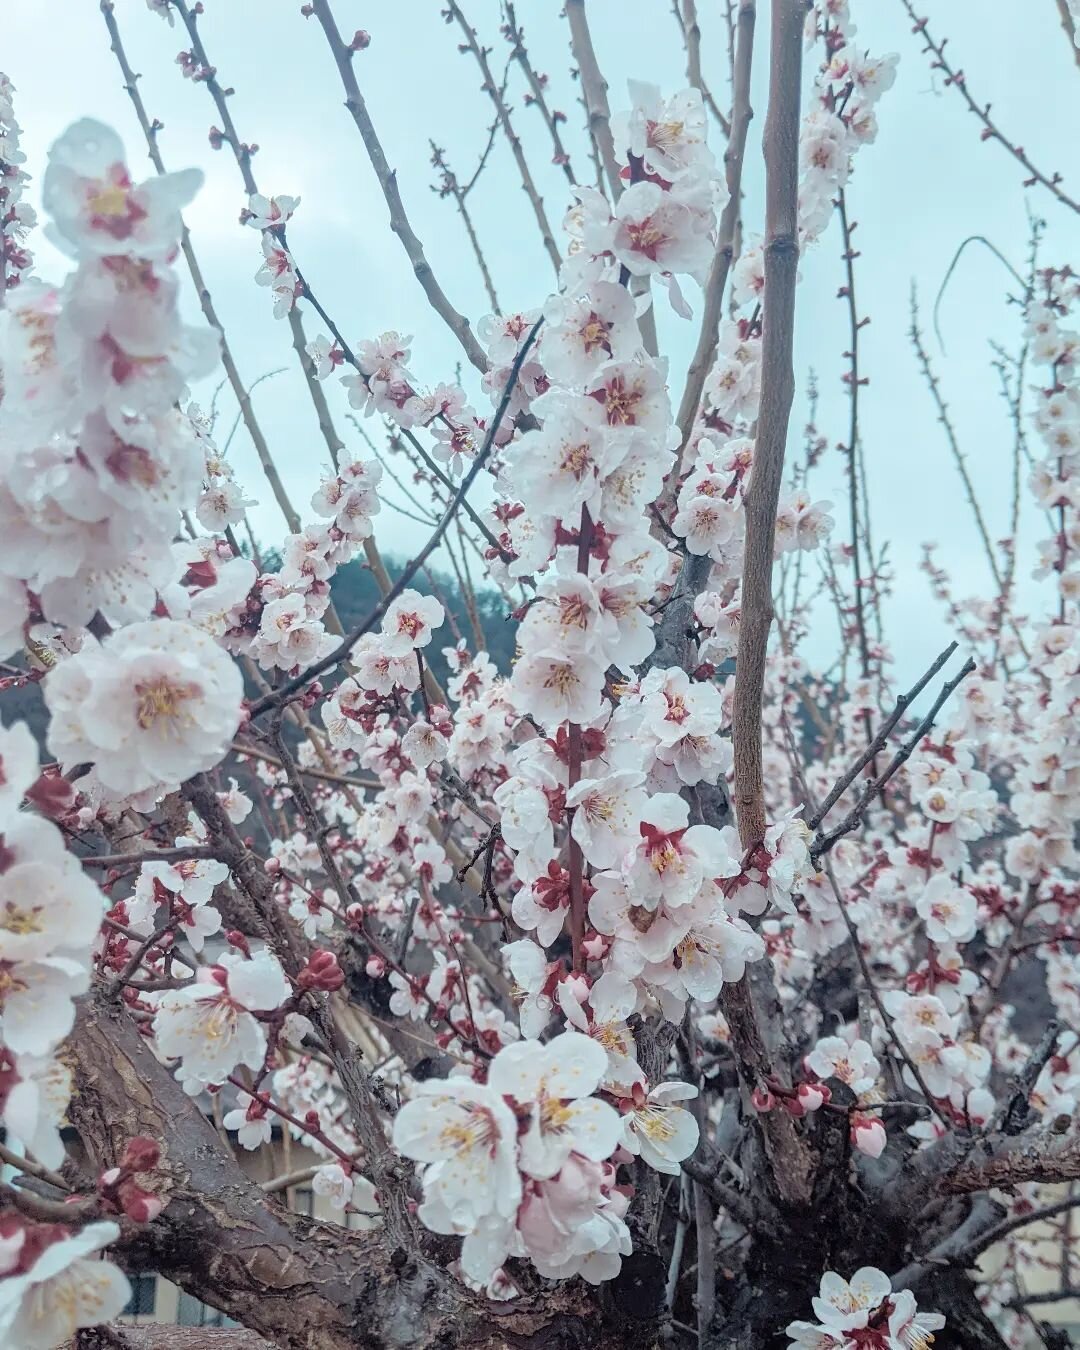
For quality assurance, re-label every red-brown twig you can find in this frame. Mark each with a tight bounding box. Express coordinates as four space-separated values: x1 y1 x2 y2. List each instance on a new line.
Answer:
899 0 1080 215
837 191 873 683
502 2 578 185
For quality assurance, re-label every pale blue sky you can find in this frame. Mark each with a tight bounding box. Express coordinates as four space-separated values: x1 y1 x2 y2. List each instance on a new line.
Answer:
7 1 1079 682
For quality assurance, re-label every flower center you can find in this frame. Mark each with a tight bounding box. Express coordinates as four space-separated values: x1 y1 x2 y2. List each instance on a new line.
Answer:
440 1105 499 1157
135 678 198 734
0 905 43 936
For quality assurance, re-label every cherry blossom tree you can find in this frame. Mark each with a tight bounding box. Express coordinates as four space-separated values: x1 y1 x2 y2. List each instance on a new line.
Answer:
0 1 1077 1347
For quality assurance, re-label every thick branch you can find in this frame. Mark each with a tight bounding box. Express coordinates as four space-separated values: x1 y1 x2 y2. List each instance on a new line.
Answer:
68 999 611 1350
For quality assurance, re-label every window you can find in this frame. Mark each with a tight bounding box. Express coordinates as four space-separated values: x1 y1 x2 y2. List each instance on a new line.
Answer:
177 1292 237 1328
122 1273 157 1318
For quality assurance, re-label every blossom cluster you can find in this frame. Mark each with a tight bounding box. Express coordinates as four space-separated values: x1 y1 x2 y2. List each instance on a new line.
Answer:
0 73 34 294
0 119 218 640
393 1030 698 1286
0 1 1075 1339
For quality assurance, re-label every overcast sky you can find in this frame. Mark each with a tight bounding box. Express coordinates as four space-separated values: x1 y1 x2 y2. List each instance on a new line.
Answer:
7 0 1078 683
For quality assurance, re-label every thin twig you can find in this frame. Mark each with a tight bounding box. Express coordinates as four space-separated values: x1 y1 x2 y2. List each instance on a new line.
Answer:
899 0 1080 215
812 656 977 860
309 0 490 372
910 286 1004 590
809 641 958 829
447 2 561 272
502 2 578 184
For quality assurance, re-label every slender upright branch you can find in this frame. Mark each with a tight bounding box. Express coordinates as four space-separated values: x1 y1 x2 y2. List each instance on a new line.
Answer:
730 0 802 851
431 142 502 313
837 191 873 681
565 0 623 201
676 0 733 135
909 286 1004 590
503 2 579 184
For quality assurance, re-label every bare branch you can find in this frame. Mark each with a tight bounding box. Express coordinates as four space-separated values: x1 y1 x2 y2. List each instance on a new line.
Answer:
731 0 802 852
447 1 562 272
811 655 977 861
564 0 623 201
502 2 579 184
309 0 490 373
809 640 958 829
909 286 1005 591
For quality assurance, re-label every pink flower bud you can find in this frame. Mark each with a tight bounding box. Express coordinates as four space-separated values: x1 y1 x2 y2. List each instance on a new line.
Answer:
850 1114 887 1159
751 1087 776 1113
226 931 251 957
119 1182 164 1224
797 1083 827 1113
299 950 345 992
365 954 387 978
